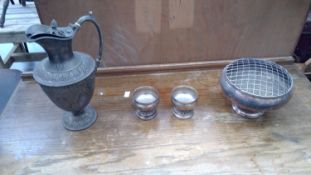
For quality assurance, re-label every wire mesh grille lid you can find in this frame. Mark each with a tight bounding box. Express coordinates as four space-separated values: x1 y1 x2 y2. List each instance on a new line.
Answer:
225 58 293 98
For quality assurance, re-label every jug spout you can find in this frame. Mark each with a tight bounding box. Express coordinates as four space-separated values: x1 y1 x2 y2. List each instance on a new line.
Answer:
26 20 75 63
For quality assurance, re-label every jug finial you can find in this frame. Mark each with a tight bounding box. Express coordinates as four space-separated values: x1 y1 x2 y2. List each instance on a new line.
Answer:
50 19 58 29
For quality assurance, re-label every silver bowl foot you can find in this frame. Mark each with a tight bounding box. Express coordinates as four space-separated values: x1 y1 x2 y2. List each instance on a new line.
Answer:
63 105 97 131
136 109 157 120
232 104 264 119
172 107 194 119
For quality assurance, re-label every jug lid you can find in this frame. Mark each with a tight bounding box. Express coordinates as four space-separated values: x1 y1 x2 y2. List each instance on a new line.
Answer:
26 19 77 41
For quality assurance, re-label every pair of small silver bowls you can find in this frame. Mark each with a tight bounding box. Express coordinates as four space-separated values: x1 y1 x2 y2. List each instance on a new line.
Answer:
131 85 198 120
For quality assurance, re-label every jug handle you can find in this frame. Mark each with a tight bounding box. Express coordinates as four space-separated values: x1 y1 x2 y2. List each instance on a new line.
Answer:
73 11 103 68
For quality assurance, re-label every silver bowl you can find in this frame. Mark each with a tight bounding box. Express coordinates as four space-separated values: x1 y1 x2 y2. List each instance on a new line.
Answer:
220 58 294 119
132 86 159 120
171 85 198 119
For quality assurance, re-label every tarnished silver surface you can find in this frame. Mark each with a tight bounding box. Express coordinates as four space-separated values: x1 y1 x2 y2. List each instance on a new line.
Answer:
132 86 159 120
63 105 97 131
171 85 198 119
26 12 103 131
220 58 294 119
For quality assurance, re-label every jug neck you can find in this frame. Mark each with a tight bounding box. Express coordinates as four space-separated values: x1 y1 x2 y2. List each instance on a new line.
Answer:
38 38 74 63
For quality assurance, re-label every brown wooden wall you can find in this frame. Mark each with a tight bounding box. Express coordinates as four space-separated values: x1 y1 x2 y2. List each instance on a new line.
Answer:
35 0 310 67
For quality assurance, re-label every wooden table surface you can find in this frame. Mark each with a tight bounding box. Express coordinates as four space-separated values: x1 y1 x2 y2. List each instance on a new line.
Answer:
1 65 311 174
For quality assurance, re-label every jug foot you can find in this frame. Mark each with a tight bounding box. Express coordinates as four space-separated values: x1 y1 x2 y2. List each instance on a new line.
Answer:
63 105 97 131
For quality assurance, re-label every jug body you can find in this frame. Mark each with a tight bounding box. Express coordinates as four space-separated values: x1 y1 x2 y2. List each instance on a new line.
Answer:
26 12 103 131
37 52 96 114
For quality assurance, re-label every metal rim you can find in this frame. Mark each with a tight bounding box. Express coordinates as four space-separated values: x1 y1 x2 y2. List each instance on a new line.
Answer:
132 86 160 105
171 85 198 104
223 58 293 99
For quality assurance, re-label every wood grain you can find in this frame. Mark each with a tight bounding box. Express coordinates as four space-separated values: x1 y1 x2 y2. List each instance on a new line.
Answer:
35 0 310 67
1 64 311 174
20 56 295 79
135 0 162 33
